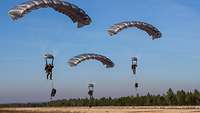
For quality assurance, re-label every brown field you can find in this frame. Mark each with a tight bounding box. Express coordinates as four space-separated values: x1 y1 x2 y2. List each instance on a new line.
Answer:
1 106 200 113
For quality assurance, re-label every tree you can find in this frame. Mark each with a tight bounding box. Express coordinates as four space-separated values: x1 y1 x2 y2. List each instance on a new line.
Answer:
176 90 186 105
165 88 177 105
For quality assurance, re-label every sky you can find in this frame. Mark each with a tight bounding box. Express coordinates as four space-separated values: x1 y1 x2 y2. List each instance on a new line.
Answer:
0 0 200 103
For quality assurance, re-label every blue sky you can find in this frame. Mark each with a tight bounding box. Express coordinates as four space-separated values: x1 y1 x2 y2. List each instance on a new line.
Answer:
0 0 200 103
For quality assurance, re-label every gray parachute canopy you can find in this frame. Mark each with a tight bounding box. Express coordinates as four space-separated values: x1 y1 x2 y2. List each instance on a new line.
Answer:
44 53 54 59
68 53 114 68
8 0 91 28
108 21 162 39
88 84 94 88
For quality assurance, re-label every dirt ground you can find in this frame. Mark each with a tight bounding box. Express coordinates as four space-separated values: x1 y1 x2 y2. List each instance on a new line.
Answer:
1 106 200 113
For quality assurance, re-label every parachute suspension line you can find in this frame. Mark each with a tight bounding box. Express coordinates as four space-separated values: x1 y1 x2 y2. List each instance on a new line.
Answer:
134 76 138 96
50 70 56 100
46 59 48 66
51 79 54 89
50 64 55 100
51 57 55 93
52 58 54 66
131 73 138 96
50 79 55 100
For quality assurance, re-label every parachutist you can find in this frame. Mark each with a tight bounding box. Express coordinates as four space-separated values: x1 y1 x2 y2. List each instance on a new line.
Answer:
132 64 137 75
88 84 94 98
88 90 93 98
44 54 54 80
131 57 138 75
88 84 94 108
45 64 54 80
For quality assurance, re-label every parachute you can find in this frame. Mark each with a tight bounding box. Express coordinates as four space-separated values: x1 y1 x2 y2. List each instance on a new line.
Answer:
68 53 114 68
108 21 162 40
44 54 54 60
88 83 94 88
44 53 54 65
8 0 92 28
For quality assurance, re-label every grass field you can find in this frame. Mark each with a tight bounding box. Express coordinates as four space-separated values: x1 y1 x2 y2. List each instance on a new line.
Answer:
1 106 200 113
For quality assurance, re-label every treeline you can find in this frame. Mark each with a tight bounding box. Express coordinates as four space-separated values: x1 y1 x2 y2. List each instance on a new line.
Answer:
1 88 200 107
